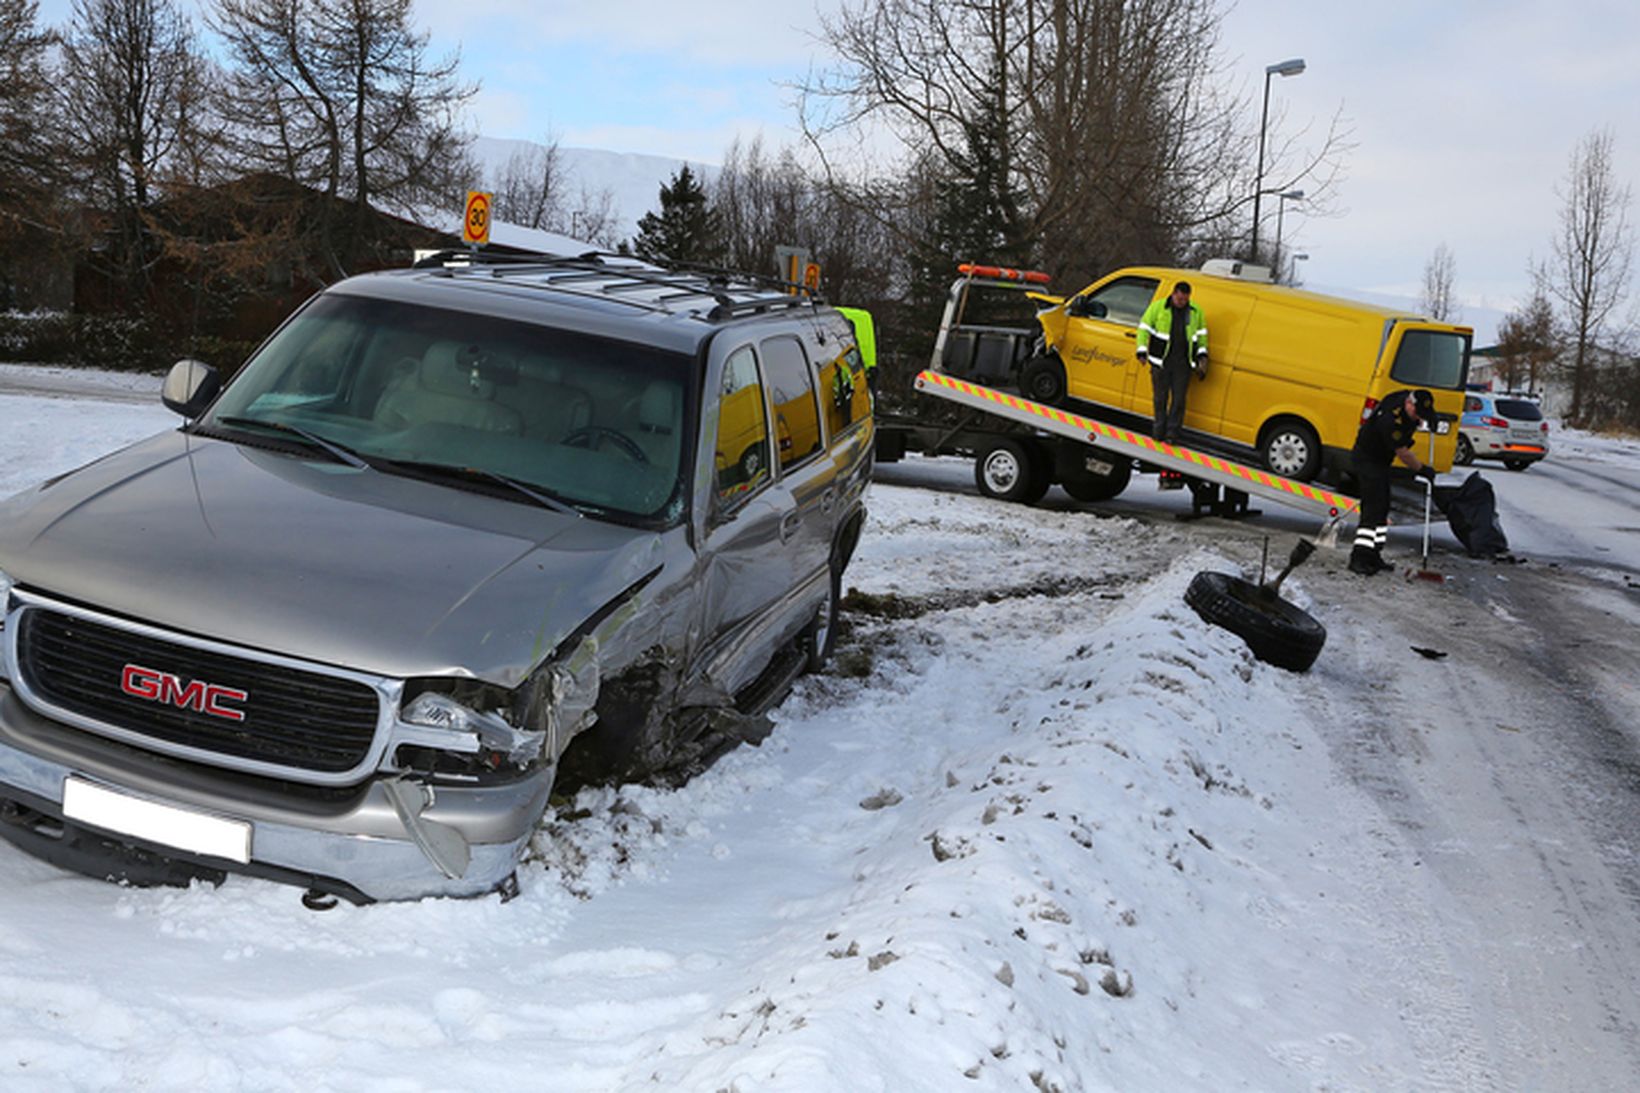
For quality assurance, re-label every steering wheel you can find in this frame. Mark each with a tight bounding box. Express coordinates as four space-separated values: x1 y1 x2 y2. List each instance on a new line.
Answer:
563 425 649 464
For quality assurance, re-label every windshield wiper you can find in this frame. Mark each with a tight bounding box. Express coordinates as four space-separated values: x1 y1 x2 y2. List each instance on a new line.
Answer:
214 415 373 470
379 458 584 518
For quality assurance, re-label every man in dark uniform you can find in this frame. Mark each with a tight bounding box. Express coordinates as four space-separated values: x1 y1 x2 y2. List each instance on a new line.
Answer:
1350 388 1437 575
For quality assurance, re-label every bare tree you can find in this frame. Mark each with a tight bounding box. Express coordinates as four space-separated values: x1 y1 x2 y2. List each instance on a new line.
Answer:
0 0 55 209
711 135 896 307
797 0 1350 287
1540 128 1633 424
58 0 212 297
0 0 61 305
1494 284 1556 394
1418 242 1458 321
490 137 564 231
211 0 477 276
483 136 622 245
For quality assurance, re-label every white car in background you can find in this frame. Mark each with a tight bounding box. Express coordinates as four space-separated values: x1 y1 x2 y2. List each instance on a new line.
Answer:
1457 392 1550 471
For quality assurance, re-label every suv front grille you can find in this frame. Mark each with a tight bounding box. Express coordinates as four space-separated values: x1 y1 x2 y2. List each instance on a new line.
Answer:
16 608 381 775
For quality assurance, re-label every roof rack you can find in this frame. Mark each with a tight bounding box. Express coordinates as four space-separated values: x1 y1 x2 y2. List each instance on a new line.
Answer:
409 248 826 322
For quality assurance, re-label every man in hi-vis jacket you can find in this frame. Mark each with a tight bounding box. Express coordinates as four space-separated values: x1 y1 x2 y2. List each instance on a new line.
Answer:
1135 281 1208 443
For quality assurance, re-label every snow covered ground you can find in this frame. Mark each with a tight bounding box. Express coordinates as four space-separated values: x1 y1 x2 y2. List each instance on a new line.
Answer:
1 373 1638 1091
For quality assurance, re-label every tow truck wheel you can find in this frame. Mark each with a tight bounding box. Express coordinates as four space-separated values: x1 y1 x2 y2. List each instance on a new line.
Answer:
1060 455 1132 502
974 438 1050 504
1018 355 1067 407
1184 571 1326 673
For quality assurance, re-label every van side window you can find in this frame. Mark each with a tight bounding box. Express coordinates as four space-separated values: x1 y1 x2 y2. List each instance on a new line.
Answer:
714 345 770 503
1392 329 1469 389
761 335 823 470
1464 395 1482 413
1082 277 1161 325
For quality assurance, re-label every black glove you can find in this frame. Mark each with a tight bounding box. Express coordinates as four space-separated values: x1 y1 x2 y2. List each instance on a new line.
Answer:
1416 465 1437 482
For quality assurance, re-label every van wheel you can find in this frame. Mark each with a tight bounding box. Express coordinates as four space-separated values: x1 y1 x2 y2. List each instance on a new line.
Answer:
1018 355 1067 406
1260 419 1322 481
1455 435 1475 466
974 438 1050 504
1061 454 1132 502
739 444 765 481
1184 571 1326 673
1502 458 1530 472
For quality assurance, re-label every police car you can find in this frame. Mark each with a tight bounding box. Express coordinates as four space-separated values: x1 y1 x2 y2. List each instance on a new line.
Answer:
1457 392 1550 471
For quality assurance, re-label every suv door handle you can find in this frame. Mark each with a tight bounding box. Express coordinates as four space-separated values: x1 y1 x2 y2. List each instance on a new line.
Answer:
820 487 835 515
779 510 802 542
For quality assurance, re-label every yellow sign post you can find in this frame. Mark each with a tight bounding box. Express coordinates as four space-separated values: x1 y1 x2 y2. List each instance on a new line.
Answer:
463 191 493 246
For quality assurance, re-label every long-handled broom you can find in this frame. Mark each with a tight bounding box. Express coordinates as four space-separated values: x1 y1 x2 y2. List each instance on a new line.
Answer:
1408 421 1444 583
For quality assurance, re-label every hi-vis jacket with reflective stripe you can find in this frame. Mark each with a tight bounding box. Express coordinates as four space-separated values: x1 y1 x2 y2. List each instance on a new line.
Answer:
1135 299 1208 365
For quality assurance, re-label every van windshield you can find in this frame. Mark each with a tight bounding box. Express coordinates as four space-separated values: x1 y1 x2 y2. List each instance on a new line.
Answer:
1390 329 1470 389
202 293 692 524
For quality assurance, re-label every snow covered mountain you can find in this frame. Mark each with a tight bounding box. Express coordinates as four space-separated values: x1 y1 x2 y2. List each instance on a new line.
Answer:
470 135 716 242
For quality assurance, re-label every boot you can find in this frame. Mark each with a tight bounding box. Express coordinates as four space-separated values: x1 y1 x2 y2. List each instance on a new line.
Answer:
1348 545 1382 576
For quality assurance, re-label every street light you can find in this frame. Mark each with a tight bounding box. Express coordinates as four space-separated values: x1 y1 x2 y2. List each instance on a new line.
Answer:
1251 57 1306 264
1290 252 1310 286
1275 188 1304 280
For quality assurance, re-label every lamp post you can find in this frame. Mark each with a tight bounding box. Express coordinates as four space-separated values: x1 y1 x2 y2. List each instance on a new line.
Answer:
1251 57 1306 264
1275 189 1304 280
1290 252 1310 287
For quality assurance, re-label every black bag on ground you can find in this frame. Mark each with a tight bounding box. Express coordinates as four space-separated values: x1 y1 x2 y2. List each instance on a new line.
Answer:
1432 471 1509 556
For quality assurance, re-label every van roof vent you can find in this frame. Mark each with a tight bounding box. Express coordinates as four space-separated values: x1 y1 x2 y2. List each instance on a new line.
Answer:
1200 258 1275 283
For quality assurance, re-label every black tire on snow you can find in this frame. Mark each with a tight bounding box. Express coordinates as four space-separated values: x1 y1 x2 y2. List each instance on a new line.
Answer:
1183 570 1327 673
1455 434 1475 466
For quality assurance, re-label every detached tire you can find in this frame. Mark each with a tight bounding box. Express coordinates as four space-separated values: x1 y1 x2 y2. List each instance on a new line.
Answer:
1184 571 1326 673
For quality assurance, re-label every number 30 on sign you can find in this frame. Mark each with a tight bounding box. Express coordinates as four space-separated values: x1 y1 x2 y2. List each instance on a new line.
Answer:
463 191 493 245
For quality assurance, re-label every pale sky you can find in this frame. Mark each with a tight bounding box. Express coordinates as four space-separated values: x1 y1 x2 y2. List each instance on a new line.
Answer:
37 0 1640 316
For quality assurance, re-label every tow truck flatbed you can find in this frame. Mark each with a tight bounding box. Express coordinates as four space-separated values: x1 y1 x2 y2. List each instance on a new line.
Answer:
912 369 1361 525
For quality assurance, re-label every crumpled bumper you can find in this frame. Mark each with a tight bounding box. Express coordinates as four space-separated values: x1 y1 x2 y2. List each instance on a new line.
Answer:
0 686 549 902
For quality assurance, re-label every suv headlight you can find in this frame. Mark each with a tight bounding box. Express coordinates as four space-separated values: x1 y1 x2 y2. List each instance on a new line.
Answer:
401 691 546 767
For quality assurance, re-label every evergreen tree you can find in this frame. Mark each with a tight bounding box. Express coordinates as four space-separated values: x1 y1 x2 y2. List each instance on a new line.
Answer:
632 164 724 265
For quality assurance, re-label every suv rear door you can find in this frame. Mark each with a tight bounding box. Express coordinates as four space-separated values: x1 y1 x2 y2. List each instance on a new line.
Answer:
695 340 824 698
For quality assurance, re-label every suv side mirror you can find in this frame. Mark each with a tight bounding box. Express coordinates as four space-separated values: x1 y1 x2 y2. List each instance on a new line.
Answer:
162 359 222 418
1069 297 1107 320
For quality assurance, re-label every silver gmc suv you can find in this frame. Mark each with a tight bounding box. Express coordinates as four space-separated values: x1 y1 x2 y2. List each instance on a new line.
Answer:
0 252 873 901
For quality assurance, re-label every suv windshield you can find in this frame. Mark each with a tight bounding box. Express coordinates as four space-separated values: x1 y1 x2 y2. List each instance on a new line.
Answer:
204 292 692 523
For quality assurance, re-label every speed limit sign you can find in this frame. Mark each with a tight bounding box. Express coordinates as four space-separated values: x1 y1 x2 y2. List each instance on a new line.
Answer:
463 191 493 245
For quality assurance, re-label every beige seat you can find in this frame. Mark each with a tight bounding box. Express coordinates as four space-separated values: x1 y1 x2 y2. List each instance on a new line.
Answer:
631 380 681 468
374 341 523 434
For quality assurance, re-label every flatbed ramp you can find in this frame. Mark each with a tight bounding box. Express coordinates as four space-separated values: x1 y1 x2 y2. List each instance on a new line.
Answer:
913 369 1360 526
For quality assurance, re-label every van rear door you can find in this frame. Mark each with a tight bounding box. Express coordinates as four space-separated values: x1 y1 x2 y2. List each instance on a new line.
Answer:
1370 323 1472 471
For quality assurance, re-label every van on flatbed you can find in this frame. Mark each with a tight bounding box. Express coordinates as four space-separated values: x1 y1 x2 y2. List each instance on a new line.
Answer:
1016 259 1470 481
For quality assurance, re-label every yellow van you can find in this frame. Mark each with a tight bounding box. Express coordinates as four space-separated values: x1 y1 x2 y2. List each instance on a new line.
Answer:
1022 262 1472 479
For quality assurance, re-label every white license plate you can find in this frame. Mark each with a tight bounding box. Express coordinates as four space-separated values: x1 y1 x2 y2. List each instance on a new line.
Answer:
62 778 252 864
1083 457 1115 475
